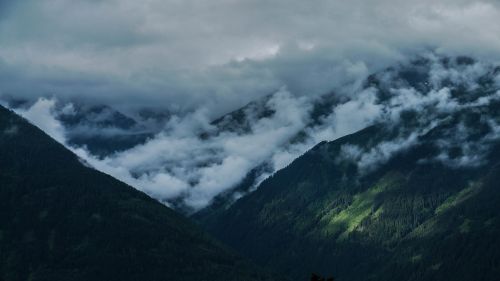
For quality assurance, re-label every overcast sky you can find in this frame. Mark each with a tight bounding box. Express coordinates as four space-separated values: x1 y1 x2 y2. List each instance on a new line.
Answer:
2 0 500 117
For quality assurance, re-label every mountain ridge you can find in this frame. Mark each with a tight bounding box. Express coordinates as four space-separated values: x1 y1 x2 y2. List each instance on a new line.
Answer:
196 56 500 280
0 105 281 281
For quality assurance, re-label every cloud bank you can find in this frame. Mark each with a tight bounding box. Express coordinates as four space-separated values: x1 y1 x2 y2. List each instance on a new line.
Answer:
2 0 500 116
12 55 500 212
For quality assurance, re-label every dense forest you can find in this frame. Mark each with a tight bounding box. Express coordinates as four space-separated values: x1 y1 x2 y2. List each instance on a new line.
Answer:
2 56 500 281
0 105 280 281
197 58 500 281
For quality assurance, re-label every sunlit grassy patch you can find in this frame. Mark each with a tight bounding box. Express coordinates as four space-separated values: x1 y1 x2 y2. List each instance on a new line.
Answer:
321 172 403 240
411 182 482 238
411 254 423 263
435 182 481 215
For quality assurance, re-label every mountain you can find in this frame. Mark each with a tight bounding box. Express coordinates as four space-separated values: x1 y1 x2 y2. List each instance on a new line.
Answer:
2 83 342 213
0 97 169 158
58 104 150 157
189 90 341 214
196 56 500 280
57 104 169 158
0 105 280 281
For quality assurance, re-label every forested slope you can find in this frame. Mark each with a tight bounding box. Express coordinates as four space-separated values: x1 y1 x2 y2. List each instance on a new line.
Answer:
0 105 279 281
198 57 500 281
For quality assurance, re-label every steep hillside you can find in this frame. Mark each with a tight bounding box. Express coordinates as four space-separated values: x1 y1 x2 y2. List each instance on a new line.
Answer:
0 105 279 281
197 57 500 281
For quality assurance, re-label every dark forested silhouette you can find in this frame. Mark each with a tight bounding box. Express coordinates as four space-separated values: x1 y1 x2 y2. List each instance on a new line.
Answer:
310 273 335 281
0 105 281 281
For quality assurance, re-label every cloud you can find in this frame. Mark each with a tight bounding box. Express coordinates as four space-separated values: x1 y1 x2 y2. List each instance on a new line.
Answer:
11 55 500 211
107 89 314 209
337 124 434 174
335 58 500 173
1 0 500 117
14 98 67 143
8 83 388 210
12 89 316 210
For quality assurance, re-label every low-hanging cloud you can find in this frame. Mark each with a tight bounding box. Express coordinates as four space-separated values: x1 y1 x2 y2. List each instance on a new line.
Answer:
13 55 498 212
336 57 500 173
13 79 390 211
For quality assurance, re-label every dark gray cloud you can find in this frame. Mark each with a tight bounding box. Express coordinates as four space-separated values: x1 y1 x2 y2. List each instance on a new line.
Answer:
2 0 500 117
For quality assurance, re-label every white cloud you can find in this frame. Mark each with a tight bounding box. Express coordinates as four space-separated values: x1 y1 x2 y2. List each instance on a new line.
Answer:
14 98 66 144
13 89 316 210
334 59 500 172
